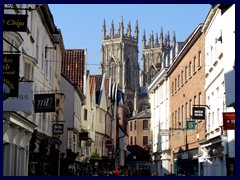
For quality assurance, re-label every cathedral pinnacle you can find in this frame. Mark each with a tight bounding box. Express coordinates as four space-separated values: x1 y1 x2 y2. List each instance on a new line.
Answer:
127 20 131 37
110 20 114 38
102 19 106 39
142 29 146 48
134 20 139 40
172 31 176 48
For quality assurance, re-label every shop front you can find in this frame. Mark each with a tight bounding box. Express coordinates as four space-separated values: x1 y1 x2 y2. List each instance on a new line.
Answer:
174 148 199 176
29 130 61 176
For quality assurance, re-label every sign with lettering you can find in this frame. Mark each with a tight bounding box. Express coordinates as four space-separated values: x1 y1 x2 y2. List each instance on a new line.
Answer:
159 129 170 136
105 139 113 148
3 14 28 32
3 54 20 98
192 107 205 119
223 112 235 130
53 124 64 134
34 93 55 113
3 82 33 112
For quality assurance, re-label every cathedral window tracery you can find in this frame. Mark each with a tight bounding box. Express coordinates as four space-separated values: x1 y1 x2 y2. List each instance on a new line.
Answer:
126 59 131 88
109 58 117 82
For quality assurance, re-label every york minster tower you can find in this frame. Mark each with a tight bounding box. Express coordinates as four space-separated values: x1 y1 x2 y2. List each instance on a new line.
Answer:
100 17 182 116
100 17 139 114
140 28 177 87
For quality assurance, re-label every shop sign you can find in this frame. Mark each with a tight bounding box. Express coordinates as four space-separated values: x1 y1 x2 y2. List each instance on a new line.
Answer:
159 129 169 136
34 93 55 112
106 139 113 148
192 107 205 119
186 120 196 130
223 112 235 130
79 132 88 140
3 82 33 112
3 14 28 32
53 124 64 134
3 54 20 98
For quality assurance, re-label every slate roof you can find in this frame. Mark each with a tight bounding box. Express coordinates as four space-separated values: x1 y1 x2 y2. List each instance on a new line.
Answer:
129 109 151 120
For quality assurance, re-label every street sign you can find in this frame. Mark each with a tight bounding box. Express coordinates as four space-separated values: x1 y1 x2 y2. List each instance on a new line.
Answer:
159 129 170 136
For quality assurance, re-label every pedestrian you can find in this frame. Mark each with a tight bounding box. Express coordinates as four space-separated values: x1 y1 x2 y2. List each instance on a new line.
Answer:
113 167 120 176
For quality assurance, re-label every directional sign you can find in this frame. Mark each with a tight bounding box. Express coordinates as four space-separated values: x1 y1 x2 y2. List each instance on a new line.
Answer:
186 120 196 130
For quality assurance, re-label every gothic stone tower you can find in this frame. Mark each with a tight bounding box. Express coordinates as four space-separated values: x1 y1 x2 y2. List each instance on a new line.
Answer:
100 17 139 114
140 27 177 87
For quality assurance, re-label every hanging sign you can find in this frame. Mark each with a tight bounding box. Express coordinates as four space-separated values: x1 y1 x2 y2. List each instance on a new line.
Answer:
3 14 28 32
3 82 33 112
223 112 235 130
159 129 170 136
34 93 55 112
3 54 20 98
79 132 89 140
105 139 113 148
53 124 64 134
192 107 205 119
186 120 196 130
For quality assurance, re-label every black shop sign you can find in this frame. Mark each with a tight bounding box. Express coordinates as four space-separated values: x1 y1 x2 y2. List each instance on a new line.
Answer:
3 14 28 32
3 54 20 98
34 93 55 113
53 124 64 134
192 107 205 120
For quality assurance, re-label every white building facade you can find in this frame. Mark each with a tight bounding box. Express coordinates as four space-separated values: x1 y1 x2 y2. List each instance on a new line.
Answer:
59 74 84 174
3 4 63 176
149 68 170 176
200 4 235 176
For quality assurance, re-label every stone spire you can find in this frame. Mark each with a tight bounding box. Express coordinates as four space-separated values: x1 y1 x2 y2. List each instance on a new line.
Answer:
155 33 159 46
150 31 154 48
142 29 146 48
119 16 124 37
160 27 163 49
134 20 139 41
172 31 176 48
127 20 131 37
167 31 170 48
102 19 106 39
110 20 114 38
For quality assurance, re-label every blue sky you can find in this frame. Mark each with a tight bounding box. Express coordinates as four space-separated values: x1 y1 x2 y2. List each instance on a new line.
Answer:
49 4 211 75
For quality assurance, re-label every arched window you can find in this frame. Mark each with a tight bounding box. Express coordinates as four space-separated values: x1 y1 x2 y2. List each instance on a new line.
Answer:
109 58 116 82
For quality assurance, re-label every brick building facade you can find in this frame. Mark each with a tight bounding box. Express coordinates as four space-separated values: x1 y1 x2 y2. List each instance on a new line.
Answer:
167 24 206 176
